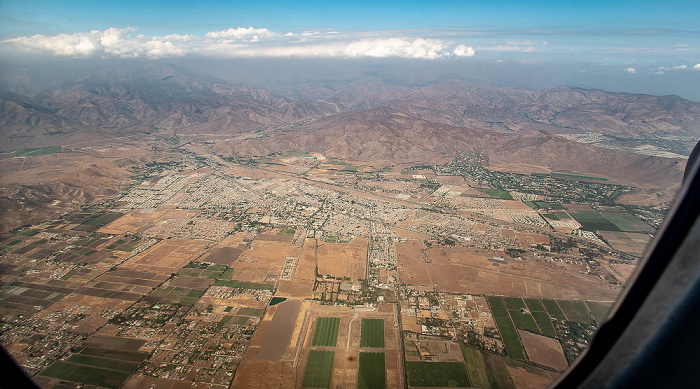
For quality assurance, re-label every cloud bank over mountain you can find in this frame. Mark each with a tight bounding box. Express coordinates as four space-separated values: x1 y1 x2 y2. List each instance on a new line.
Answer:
2 26 475 60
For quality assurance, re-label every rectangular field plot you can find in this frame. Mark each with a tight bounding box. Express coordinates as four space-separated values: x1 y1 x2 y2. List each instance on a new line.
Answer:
586 301 613 325
302 350 335 388
557 300 594 324
312 317 340 347
508 310 540 333
504 297 526 310
541 299 566 320
461 345 516 389
405 361 470 388
358 352 386 389
66 354 140 373
531 311 557 338
524 298 546 312
601 212 654 233
494 317 525 360
40 361 131 389
487 296 509 318
567 209 620 231
360 318 385 348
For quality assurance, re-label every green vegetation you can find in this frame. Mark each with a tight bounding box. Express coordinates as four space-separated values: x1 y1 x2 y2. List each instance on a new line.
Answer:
504 297 526 310
494 317 525 360
531 311 557 338
269 297 287 306
358 352 385 389
487 296 509 318
552 172 608 181
220 268 235 280
6 240 22 246
557 300 594 324
601 212 652 232
360 319 385 348
534 201 565 210
302 350 335 388
214 279 274 290
524 298 545 312
476 188 513 200
40 361 131 389
461 345 516 389
18 145 62 156
405 361 470 387
541 299 566 320
230 315 249 325
568 209 621 231
312 317 340 347
586 301 613 325
237 307 265 316
508 310 540 333
66 354 140 373
79 347 148 362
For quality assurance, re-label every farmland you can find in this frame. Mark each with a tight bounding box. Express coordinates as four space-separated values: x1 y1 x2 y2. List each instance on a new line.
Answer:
361 318 385 348
302 350 335 388
405 361 470 387
312 317 340 347
358 352 386 389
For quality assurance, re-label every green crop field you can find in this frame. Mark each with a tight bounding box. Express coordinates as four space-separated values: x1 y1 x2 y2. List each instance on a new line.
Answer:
494 317 525 360
476 188 513 200
358 352 385 389
79 347 149 362
18 145 62 156
360 319 384 348
585 301 613 325
487 296 509 317
66 354 140 373
508 310 540 333
557 300 594 324
312 317 340 347
534 202 565 210
524 298 546 312
461 345 517 389
40 361 131 389
237 307 265 316
601 212 653 232
302 350 335 388
270 297 287 306
541 299 566 320
214 279 274 290
504 297 526 310
567 210 621 231
405 361 470 387
531 311 557 338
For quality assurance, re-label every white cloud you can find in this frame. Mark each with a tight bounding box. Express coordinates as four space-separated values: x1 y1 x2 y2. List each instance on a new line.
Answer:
204 27 276 41
2 27 477 60
453 44 475 57
694 64 700 70
478 45 537 52
672 65 688 70
623 67 636 73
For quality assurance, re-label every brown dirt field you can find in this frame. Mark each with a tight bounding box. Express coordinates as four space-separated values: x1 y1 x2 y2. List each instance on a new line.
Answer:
602 261 638 284
295 238 318 281
276 279 314 299
399 245 621 300
401 314 423 333
598 231 651 256
516 232 551 246
98 209 197 235
199 246 244 265
257 299 302 360
316 237 368 280
124 375 205 389
119 238 209 273
256 233 294 243
506 364 559 389
231 360 296 389
390 226 430 240
518 330 568 371
231 241 299 283
396 241 432 286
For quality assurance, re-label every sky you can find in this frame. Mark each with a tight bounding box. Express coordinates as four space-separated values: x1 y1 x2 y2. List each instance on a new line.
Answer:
1 0 699 99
